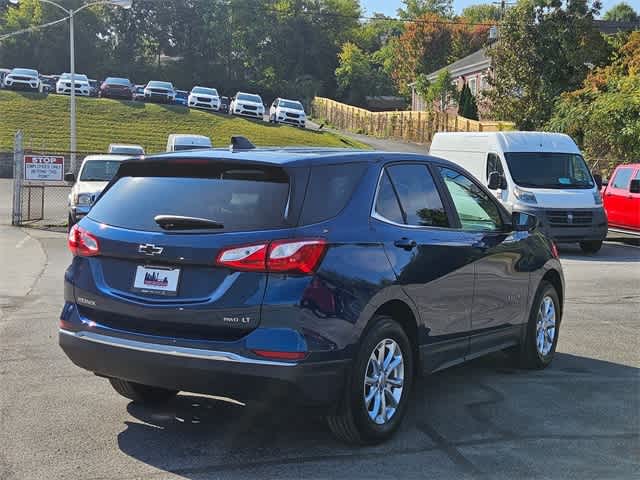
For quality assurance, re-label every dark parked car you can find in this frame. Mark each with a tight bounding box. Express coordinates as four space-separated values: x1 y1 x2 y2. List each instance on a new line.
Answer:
59 145 564 444
99 77 133 100
40 75 57 94
219 95 230 114
174 89 188 106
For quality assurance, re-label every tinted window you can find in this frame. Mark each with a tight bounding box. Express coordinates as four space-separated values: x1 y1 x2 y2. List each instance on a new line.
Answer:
238 93 262 103
105 77 130 85
300 163 367 225
386 164 449 227
374 171 404 224
612 167 633 190
12 68 38 76
505 153 593 189
79 160 122 181
279 100 304 110
486 153 504 179
89 170 290 233
439 167 502 231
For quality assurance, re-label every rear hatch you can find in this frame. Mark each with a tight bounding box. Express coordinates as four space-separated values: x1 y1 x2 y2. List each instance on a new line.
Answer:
75 158 307 341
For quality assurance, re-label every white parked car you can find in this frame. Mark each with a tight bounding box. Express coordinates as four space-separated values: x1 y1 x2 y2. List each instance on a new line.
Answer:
56 73 91 96
188 86 221 111
230 92 265 120
65 155 128 228
166 134 212 152
2 68 41 92
108 144 145 156
144 81 176 104
269 98 307 127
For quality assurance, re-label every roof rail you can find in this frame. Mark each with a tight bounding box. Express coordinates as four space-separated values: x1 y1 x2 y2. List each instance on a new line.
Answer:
229 136 256 152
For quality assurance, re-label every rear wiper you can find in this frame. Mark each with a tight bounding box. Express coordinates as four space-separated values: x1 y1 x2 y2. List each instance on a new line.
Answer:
154 215 224 230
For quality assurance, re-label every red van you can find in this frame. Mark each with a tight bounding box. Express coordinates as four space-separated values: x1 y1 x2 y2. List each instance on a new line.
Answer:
602 164 640 235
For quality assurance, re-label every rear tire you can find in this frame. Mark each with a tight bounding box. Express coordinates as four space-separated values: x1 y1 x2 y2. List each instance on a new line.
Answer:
327 315 413 444
517 281 561 369
579 240 603 254
109 378 178 404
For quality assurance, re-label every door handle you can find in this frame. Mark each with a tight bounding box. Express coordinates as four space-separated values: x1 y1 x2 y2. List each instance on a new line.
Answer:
394 238 417 250
472 240 489 251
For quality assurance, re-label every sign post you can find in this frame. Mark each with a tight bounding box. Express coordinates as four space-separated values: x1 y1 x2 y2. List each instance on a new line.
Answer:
12 131 23 226
23 155 65 181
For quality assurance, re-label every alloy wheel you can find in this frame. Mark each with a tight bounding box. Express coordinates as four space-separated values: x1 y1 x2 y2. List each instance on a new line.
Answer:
363 338 405 425
536 295 557 356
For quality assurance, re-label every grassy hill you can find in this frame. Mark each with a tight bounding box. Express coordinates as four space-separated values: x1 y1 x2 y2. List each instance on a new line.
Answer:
0 91 367 153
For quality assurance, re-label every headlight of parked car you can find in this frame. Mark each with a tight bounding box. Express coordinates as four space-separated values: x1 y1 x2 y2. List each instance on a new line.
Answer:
74 193 93 206
514 186 537 204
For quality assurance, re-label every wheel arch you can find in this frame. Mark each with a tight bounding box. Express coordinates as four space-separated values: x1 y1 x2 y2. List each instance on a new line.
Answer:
370 299 420 376
541 268 564 317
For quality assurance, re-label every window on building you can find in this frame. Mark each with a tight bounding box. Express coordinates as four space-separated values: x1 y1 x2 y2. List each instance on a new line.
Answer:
469 78 477 96
480 75 489 92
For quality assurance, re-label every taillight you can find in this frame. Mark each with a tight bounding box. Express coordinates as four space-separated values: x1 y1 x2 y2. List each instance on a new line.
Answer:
68 224 100 257
216 239 327 274
550 241 559 259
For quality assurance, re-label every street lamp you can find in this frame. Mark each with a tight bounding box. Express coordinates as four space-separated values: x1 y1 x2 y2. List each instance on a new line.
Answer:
9 0 132 172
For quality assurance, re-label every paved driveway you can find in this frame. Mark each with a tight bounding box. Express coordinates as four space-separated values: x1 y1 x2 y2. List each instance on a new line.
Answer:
0 226 638 480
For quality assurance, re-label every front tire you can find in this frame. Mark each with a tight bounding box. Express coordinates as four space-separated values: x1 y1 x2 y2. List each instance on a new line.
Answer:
109 378 178 404
327 316 413 444
517 281 561 369
579 240 603 254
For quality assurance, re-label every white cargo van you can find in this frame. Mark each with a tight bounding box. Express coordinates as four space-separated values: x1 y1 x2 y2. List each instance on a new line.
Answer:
166 134 212 152
430 132 607 253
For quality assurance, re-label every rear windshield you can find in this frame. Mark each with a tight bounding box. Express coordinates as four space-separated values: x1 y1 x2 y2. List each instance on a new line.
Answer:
89 166 290 233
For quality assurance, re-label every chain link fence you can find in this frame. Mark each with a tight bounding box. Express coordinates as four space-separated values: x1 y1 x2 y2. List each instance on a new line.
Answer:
11 131 105 230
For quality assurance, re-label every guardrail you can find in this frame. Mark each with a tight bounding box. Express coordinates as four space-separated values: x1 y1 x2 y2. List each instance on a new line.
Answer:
312 97 515 144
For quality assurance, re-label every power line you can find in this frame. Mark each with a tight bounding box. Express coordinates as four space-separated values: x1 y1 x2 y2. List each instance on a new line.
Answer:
0 14 69 42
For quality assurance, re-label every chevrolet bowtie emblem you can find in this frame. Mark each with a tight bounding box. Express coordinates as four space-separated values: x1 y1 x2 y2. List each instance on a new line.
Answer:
138 244 164 256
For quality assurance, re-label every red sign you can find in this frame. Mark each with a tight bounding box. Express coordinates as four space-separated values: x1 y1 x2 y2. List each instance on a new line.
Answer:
24 155 64 181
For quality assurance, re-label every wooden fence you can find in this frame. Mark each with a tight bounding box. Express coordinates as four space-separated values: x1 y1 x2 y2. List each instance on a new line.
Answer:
312 97 515 144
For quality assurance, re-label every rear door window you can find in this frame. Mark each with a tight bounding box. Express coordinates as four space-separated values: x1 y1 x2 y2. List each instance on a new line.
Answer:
89 166 290 232
385 164 450 227
299 163 367 225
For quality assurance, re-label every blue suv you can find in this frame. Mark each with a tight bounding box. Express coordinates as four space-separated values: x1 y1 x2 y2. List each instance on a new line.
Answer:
60 144 564 444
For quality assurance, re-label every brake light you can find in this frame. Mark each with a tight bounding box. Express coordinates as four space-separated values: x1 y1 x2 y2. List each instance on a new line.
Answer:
550 241 559 259
216 239 327 274
68 224 100 256
252 350 307 361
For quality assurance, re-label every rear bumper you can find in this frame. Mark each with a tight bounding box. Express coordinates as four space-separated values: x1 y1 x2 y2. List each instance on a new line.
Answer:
59 328 348 408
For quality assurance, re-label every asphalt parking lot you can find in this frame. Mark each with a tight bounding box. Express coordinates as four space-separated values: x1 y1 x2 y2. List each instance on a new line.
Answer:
0 221 638 480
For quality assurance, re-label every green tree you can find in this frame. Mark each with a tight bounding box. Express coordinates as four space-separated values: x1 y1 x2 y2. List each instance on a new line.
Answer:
603 2 638 22
335 42 374 106
547 32 640 166
458 82 479 119
418 70 457 112
460 4 502 23
397 0 453 19
488 0 610 129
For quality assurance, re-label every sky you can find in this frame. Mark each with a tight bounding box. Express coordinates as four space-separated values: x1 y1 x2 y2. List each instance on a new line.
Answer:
361 0 640 18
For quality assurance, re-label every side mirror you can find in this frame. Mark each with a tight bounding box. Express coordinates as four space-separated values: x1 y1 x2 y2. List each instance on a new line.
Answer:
630 179 640 194
488 171 505 190
592 173 603 190
64 172 75 183
512 211 538 232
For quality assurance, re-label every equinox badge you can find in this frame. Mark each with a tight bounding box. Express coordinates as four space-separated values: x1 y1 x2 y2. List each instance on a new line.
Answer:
138 244 164 256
